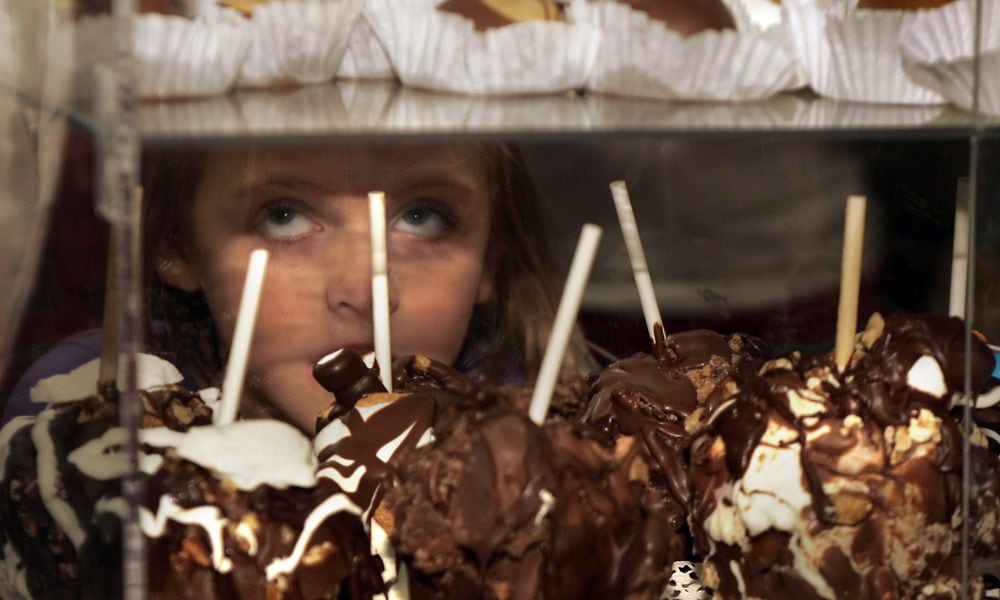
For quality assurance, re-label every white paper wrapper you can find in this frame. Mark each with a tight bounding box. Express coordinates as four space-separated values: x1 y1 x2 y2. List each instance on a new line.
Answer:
337 10 395 79
237 0 364 88
783 0 945 104
132 13 250 99
383 86 592 130
575 1 802 102
366 0 601 95
900 0 1000 114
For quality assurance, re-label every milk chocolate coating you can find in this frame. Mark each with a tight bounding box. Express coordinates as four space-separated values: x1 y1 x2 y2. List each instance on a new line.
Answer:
584 325 765 526
385 402 684 599
689 312 1000 599
619 0 736 37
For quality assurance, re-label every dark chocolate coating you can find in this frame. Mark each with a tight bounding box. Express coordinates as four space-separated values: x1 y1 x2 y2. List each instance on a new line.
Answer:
313 349 387 429
385 403 684 599
584 325 765 526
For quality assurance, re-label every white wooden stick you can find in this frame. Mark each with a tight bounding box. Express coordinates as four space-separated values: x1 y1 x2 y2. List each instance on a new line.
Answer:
528 224 603 425
370 192 393 392
834 195 867 373
949 177 969 319
216 249 269 425
610 180 662 339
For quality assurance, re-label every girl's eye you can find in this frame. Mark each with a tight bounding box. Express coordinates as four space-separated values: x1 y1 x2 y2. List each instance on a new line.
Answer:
258 205 317 239
393 203 452 239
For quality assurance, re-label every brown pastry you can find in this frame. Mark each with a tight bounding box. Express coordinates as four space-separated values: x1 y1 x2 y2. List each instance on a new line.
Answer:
437 0 565 31
619 0 736 37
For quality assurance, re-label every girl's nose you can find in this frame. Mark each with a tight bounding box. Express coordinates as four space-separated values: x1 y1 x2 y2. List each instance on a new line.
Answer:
325 236 399 319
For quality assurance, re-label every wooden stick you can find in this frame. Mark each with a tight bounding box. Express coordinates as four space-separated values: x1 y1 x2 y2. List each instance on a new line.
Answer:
609 181 662 340
528 224 603 425
369 192 393 392
216 249 269 425
834 195 867 372
949 177 969 319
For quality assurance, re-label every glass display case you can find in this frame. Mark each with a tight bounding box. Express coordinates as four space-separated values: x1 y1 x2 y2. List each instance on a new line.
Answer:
1 1 998 599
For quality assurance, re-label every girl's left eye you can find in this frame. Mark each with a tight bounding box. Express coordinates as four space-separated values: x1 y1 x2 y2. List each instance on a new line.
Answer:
392 203 452 239
258 205 318 239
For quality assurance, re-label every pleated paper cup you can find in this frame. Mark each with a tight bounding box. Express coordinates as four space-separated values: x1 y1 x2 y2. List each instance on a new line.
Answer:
366 0 601 95
133 12 250 99
237 0 364 88
783 0 945 104
574 1 802 102
337 11 395 79
901 0 1000 114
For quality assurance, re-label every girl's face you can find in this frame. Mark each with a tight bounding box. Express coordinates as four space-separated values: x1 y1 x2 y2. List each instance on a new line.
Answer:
157 144 496 433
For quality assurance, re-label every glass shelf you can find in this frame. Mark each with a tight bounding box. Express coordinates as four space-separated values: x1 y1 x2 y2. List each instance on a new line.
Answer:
136 80 1000 146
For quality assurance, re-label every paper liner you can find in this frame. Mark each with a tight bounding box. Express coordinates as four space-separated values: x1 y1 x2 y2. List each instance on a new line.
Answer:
366 0 601 95
661 561 711 600
237 0 364 88
337 10 395 79
126 13 249 99
783 0 945 104
901 0 1000 114
575 1 801 102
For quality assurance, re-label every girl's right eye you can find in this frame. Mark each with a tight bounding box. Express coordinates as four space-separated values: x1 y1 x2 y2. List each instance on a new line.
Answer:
257 204 318 240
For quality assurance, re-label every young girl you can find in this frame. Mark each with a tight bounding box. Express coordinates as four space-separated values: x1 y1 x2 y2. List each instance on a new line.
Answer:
4 141 595 432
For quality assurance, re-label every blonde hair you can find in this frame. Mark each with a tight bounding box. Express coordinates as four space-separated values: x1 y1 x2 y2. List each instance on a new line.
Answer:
142 143 595 391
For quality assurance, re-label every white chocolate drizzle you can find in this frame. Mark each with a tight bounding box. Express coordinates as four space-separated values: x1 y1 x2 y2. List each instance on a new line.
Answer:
376 423 416 463
31 409 86 549
317 464 367 493
264 492 361 581
67 427 129 481
535 489 556 527
1 541 30 600
141 496 232 573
